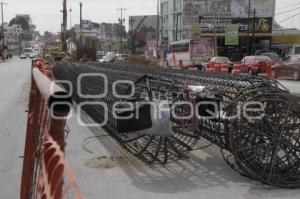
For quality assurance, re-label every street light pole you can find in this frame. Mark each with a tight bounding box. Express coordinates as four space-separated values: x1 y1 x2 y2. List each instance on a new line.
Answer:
117 8 126 54
1 2 7 61
69 7 72 29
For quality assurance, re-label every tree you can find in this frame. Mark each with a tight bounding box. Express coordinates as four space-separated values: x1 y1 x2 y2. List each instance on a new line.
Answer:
9 16 30 30
66 27 76 43
44 31 52 39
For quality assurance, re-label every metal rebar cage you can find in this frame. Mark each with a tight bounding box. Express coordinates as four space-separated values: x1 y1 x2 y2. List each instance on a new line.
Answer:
54 61 300 188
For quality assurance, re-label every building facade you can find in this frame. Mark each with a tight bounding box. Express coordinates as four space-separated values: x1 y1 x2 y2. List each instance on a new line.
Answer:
160 0 182 42
75 20 126 53
272 28 300 57
159 0 276 60
6 24 23 55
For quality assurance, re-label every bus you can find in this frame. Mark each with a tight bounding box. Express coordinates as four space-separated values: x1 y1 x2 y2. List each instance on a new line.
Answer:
167 39 214 69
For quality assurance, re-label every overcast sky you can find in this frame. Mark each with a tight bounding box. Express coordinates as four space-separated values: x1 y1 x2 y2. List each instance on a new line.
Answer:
3 0 300 33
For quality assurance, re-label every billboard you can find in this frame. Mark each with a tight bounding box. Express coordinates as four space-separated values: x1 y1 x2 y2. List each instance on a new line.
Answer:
183 0 275 25
198 16 273 33
129 15 158 32
190 39 214 62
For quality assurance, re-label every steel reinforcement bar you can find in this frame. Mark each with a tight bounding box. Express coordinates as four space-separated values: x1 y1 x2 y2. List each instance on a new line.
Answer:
53 61 300 188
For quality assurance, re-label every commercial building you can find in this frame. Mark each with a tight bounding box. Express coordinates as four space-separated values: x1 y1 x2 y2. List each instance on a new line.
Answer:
5 24 23 55
159 0 276 60
75 20 126 53
272 28 300 57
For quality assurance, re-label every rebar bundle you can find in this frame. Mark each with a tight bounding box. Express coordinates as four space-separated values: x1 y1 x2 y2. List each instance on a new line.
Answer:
53 61 300 188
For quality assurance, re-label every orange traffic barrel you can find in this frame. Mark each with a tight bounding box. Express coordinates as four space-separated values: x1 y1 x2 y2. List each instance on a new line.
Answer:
206 63 214 73
265 64 273 79
214 63 222 73
221 64 228 73
232 63 241 75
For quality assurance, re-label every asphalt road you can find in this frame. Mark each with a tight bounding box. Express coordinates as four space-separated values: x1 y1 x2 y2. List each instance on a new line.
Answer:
0 57 31 199
0 58 299 199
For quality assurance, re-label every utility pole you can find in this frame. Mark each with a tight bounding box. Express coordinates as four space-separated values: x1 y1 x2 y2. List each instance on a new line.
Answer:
252 8 256 55
213 0 218 57
69 7 72 53
156 0 159 58
60 0 67 53
18 32 21 57
79 2 83 58
1 2 7 61
117 8 126 54
246 0 251 55
175 14 179 41
129 16 135 54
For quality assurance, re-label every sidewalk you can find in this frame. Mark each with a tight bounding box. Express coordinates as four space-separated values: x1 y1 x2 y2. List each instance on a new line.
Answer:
278 80 300 97
64 110 300 199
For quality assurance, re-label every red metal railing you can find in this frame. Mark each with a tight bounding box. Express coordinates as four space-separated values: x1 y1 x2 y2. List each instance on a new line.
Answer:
20 60 84 199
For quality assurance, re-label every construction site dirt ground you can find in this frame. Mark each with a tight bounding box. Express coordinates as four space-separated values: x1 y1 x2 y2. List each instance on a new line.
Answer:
1 58 300 199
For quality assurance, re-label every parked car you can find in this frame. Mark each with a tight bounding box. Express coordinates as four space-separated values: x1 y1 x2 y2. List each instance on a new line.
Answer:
272 55 300 80
99 52 115 63
259 52 280 62
237 55 274 76
205 56 233 73
21 48 36 59
96 51 105 61
116 54 129 62
20 54 27 59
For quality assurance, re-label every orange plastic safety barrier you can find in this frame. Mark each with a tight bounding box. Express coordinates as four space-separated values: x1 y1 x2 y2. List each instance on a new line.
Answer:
21 59 84 199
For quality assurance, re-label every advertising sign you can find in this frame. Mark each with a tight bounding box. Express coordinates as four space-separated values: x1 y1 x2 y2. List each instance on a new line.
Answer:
190 39 214 62
183 0 274 25
191 23 202 38
198 16 272 33
225 24 239 45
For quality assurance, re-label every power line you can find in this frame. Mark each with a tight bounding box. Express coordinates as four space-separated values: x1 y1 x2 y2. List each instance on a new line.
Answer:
275 6 300 16
278 11 300 23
